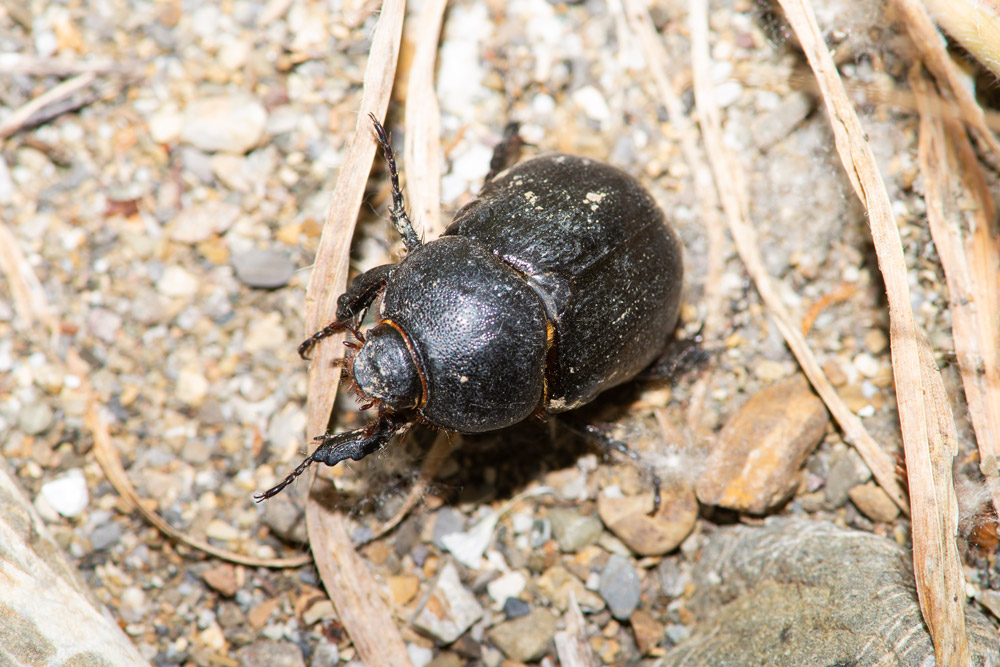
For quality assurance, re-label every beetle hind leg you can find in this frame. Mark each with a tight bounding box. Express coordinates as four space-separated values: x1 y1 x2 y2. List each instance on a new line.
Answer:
369 113 421 252
485 122 525 183
561 418 663 516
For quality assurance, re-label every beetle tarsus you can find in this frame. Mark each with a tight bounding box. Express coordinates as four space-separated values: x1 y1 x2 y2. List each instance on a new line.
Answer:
255 414 409 500
369 113 421 252
298 319 352 360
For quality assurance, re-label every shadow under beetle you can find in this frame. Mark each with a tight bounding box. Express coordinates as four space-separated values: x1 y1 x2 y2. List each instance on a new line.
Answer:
256 115 684 503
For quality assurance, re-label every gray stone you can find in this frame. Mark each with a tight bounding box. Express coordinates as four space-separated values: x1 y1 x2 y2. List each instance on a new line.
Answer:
599 554 641 621
19 402 54 435
231 248 295 289
89 520 123 551
660 518 1000 666
548 508 603 552
432 507 465 550
488 607 557 662
825 446 871 509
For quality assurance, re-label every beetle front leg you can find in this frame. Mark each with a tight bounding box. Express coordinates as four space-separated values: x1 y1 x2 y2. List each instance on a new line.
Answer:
369 113 421 252
297 263 397 360
254 413 411 501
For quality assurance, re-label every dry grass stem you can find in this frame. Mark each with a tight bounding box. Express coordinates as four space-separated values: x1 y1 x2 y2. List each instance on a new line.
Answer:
0 55 141 76
617 0 728 432
688 0 907 512
403 0 447 240
777 0 970 659
300 1 413 665
913 69 1000 520
889 0 1000 160
922 0 1000 79
0 72 97 140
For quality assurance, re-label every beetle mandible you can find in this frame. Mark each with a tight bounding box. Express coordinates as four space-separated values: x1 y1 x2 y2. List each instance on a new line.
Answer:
256 116 684 501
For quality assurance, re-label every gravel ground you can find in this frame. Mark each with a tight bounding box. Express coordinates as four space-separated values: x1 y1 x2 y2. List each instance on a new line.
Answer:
2 0 998 665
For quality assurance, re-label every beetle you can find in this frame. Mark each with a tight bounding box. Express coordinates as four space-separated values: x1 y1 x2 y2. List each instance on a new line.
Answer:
256 116 684 502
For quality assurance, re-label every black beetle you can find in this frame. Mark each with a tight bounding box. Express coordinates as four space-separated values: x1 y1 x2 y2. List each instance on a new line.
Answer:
256 117 683 501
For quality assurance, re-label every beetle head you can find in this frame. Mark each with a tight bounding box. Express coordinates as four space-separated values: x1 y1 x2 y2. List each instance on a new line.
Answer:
351 323 422 411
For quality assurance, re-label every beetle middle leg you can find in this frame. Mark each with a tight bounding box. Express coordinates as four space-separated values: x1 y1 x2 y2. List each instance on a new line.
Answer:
560 417 663 516
485 121 525 183
369 113 421 252
254 412 411 501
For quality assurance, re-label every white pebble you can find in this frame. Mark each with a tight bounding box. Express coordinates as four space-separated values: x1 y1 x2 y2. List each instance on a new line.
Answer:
487 571 527 608
39 469 89 517
156 266 199 297
572 85 611 124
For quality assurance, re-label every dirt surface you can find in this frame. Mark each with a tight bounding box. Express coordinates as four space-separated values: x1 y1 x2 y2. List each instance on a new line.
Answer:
1 0 998 665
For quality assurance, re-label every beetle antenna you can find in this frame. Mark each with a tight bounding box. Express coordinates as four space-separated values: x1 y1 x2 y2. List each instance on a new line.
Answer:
369 113 422 252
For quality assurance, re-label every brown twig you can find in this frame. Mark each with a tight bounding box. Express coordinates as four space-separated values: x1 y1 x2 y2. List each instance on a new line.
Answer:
300 0 413 665
776 0 969 660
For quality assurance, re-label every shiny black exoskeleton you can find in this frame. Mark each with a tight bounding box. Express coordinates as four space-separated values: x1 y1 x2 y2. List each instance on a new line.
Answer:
256 117 683 501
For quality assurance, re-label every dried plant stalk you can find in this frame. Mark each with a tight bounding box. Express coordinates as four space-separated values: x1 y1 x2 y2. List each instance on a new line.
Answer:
923 0 1000 79
776 0 969 660
913 68 1000 520
890 0 1000 158
301 1 413 665
403 0 447 240
688 0 907 512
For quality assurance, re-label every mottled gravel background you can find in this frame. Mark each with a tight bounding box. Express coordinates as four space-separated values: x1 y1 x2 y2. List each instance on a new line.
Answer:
1 0 998 665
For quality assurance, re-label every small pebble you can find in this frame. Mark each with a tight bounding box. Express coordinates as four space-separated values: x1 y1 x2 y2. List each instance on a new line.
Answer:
598 487 697 556
202 563 240 597
599 554 641 621
502 597 531 620
180 94 268 154
231 248 296 289
548 508 602 553
825 447 871 509
168 201 241 243
89 520 123 551
19 401 54 435
309 642 339 667
39 469 89 517
239 640 305 667
432 507 466 550
848 482 900 523
631 609 664 655
412 563 483 644
487 571 527 609
488 607 557 662
156 266 199 297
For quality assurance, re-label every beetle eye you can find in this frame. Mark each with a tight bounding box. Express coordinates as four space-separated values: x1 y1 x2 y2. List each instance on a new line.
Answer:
352 324 421 410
